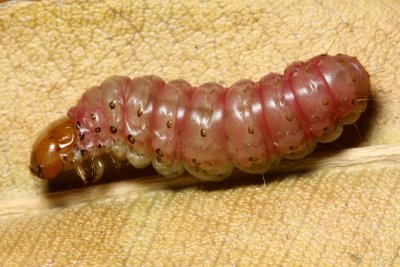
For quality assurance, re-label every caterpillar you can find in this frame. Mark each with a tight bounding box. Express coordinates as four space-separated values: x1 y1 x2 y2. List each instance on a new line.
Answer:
30 54 370 184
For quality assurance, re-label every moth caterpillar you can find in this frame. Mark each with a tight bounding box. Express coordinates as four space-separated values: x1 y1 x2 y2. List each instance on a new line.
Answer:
30 54 370 183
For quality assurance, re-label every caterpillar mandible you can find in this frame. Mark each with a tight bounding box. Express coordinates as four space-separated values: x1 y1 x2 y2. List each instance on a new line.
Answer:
30 54 370 184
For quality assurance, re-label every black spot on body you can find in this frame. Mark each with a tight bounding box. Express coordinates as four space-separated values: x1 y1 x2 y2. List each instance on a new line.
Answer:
167 120 173 128
156 148 163 157
128 134 135 144
248 126 255 134
95 127 101 133
248 156 258 162
192 158 201 166
110 126 117 134
109 101 116 109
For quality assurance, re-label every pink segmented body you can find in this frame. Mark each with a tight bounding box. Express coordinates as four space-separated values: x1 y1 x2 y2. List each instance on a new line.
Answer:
30 54 370 182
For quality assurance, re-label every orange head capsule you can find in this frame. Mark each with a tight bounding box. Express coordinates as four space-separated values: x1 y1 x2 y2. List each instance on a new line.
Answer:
30 117 79 180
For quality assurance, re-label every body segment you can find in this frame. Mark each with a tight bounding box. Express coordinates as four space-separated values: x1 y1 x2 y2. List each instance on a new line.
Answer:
30 54 370 183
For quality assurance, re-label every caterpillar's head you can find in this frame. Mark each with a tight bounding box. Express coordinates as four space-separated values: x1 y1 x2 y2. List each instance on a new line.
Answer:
30 117 78 180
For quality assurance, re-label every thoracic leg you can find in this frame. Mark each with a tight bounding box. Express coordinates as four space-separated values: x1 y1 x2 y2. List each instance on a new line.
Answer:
76 165 88 184
92 157 105 182
75 157 105 184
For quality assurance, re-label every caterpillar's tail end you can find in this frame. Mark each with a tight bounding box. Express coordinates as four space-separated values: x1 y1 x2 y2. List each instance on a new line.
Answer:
30 117 78 180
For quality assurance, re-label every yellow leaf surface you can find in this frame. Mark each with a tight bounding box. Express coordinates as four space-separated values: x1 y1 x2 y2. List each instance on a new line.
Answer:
1 0 400 265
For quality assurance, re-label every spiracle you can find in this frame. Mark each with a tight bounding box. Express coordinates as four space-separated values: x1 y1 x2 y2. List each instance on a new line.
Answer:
30 54 370 183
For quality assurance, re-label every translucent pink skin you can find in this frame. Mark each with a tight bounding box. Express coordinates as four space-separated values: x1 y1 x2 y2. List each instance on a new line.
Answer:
67 54 370 181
